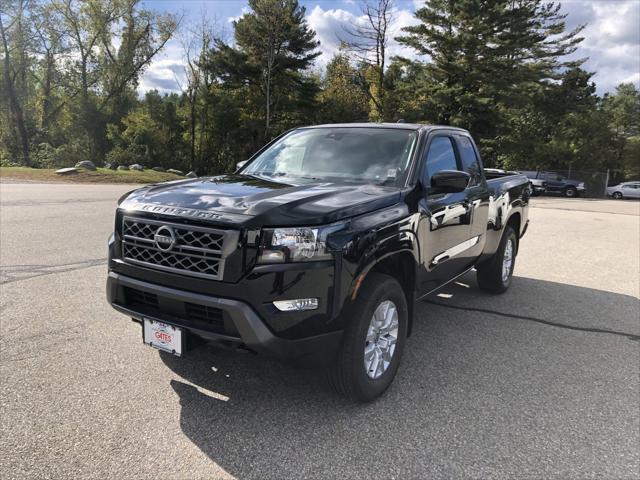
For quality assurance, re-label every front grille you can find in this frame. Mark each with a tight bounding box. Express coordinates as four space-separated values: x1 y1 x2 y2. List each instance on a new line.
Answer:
122 216 236 280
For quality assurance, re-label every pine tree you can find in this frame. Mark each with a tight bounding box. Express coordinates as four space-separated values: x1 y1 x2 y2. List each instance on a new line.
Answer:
211 0 320 142
397 0 584 163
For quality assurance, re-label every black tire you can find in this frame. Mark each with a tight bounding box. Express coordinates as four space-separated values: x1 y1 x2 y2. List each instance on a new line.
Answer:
613 191 623 199
564 186 577 198
476 226 517 294
326 273 408 402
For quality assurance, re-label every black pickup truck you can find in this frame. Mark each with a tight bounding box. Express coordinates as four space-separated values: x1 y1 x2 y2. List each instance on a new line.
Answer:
107 123 530 401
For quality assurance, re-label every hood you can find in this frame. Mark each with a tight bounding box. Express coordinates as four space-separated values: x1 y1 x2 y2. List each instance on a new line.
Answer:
120 174 401 227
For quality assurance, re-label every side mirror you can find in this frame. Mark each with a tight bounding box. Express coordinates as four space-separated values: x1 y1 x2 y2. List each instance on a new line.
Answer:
430 170 471 193
235 160 248 172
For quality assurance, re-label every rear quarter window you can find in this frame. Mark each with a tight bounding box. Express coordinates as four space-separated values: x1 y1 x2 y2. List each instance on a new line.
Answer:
456 136 482 185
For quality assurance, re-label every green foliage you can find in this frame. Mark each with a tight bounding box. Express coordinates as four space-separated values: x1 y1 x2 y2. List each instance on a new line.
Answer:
317 54 369 123
602 83 640 177
106 90 187 168
32 143 57 168
210 0 320 146
397 0 585 164
621 137 640 179
0 0 177 167
0 152 19 167
1 0 638 183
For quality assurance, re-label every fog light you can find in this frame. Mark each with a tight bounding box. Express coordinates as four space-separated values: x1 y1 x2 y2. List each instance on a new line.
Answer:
273 298 319 312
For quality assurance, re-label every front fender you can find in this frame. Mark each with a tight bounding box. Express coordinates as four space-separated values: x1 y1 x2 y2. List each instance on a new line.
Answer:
335 205 420 309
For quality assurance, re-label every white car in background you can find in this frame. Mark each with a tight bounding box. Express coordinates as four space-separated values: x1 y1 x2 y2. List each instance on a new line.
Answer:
607 182 640 199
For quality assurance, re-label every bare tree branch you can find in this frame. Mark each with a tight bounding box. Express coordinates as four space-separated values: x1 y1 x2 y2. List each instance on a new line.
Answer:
338 0 395 120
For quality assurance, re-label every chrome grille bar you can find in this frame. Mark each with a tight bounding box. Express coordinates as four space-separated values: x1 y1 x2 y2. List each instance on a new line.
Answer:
122 216 237 280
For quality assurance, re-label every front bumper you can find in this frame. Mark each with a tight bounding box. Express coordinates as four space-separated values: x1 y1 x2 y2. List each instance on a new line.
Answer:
107 272 343 366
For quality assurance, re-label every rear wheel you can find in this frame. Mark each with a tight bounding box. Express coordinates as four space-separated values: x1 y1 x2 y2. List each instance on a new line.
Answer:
477 226 517 294
613 191 623 199
564 186 577 198
327 273 408 402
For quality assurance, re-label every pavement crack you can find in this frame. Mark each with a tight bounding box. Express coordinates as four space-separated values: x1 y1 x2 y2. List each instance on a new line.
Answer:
423 300 640 341
0 258 107 285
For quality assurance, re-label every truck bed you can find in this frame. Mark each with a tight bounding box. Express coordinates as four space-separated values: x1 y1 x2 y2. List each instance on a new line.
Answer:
485 171 530 197
482 171 530 259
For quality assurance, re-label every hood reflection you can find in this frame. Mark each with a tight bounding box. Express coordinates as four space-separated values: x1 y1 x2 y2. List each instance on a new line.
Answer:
123 174 401 227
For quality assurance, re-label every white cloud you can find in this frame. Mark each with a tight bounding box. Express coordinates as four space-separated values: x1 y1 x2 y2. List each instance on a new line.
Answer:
228 6 251 24
305 6 351 66
139 1 640 95
562 0 640 92
138 40 186 94
306 4 420 70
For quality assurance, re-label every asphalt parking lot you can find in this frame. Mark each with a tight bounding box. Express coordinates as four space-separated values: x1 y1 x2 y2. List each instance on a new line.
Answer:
1 183 639 479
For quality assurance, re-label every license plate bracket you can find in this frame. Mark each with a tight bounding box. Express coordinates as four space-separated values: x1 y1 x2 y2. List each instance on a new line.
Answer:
143 319 183 356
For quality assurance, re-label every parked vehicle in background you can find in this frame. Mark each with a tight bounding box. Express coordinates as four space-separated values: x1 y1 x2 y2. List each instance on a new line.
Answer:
517 171 547 196
485 168 540 197
522 171 584 197
484 168 520 179
106 123 530 402
607 182 640 199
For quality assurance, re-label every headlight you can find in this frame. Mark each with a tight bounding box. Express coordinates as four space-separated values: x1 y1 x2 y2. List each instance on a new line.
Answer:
258 224 343 263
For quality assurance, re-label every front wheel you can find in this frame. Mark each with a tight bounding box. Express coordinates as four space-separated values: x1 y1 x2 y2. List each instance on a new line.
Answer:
612 191 623 199
327 273 408 402
477 226 517 294
564 186 578 198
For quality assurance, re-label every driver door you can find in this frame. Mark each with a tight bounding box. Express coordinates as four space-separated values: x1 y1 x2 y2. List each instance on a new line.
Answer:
416 133 479 294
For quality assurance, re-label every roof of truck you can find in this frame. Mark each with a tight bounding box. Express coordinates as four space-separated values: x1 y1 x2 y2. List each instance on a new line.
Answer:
305 122 469 133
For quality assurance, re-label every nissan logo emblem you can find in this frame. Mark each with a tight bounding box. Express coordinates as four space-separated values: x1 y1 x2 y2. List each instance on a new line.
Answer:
154 225 176 252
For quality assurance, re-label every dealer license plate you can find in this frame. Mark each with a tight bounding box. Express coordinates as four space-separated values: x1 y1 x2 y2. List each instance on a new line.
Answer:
143 319 183 356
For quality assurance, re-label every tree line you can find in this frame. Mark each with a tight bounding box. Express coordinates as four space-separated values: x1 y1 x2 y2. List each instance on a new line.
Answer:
1 0 638 181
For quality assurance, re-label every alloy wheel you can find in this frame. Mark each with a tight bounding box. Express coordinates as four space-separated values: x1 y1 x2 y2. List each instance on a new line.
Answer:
502 238 514 283
364 300 399 379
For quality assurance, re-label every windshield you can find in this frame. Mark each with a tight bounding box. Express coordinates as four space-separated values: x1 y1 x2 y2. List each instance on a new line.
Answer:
242 127 418 186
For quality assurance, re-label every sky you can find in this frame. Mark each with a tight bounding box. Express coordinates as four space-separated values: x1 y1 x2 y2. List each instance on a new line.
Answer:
140 0 640 96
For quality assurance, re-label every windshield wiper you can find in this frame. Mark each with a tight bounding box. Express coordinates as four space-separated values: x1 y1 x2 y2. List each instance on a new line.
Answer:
251 171 321 181
370 176 398 187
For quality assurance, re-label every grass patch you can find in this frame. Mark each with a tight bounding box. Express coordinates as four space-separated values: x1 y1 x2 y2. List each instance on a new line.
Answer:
0 167 185 184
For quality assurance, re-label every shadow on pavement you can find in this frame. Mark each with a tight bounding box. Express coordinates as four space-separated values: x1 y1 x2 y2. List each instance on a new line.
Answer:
160 273 640 479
